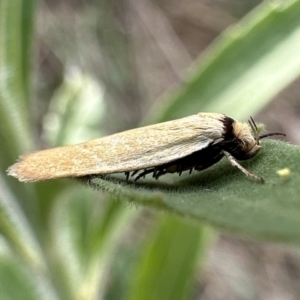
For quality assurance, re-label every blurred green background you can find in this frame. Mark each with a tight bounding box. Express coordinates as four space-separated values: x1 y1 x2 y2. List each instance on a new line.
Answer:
1 0 300 299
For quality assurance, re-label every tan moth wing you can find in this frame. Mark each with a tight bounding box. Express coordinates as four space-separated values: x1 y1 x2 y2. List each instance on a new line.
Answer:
7 113 226 182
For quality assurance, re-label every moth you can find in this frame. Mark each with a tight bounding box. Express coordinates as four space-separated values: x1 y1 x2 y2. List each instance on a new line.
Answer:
7 112 285 183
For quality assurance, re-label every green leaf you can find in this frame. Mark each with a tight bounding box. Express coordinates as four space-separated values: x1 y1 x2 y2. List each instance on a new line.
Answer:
126 216 210 300
147 0 300 122
0 257 39 300
85 140 300 242
0 0 35 163
43 72 105 147
0 0 43 229
48 186 136 300
123 2 300 298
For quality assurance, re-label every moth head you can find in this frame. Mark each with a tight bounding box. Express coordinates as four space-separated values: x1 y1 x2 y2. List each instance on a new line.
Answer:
228 117 285 161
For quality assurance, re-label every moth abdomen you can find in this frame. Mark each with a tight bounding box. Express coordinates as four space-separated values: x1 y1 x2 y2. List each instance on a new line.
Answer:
125 144 225 181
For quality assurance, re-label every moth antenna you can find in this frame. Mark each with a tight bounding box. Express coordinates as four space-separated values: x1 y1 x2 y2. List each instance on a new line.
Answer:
259 132 286 139
248 116 259 142
250 116 258 131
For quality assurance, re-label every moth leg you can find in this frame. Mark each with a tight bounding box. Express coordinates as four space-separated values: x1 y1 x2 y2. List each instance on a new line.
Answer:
222 151 264 183
134 168 155 181
125 172 130 181
153 168 158 178
178 165 183 176
155 169 166 179
131 170 139 177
